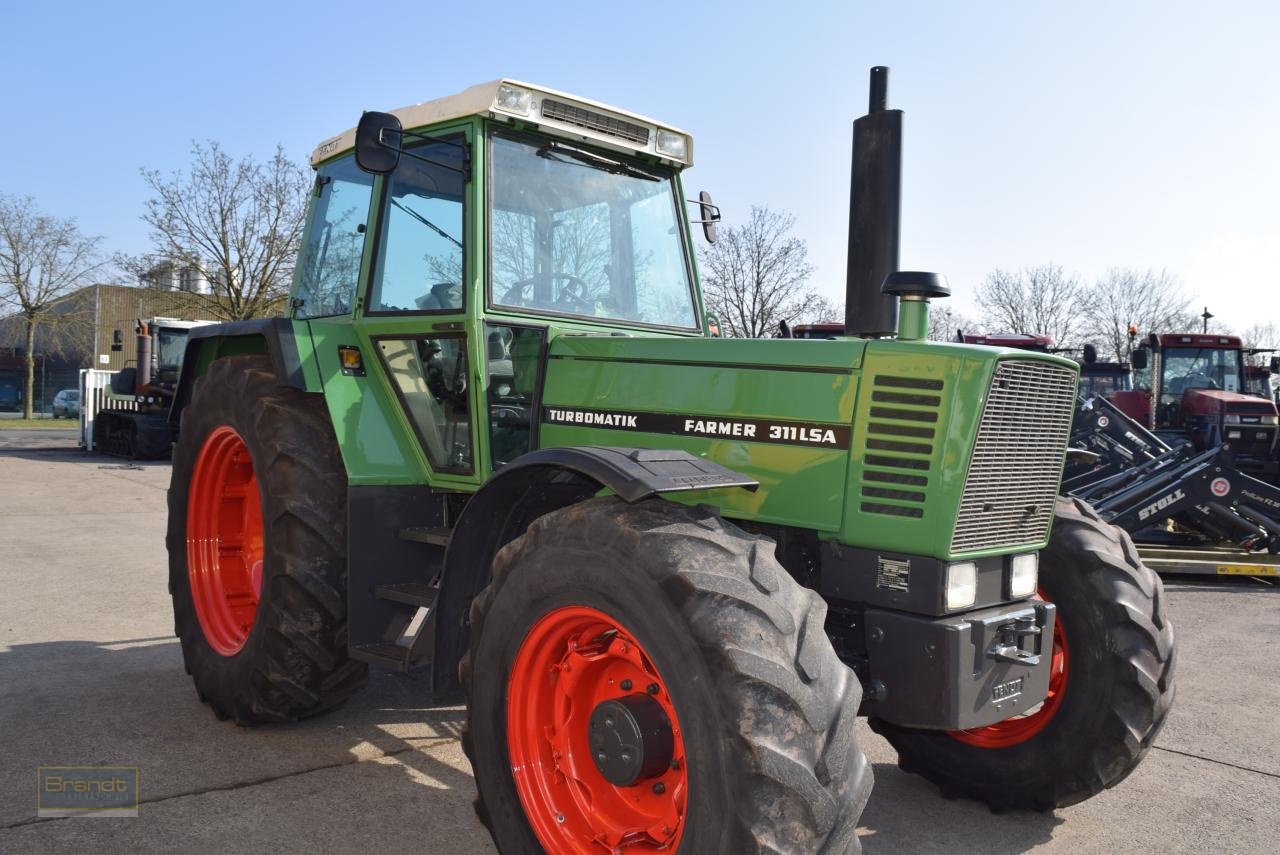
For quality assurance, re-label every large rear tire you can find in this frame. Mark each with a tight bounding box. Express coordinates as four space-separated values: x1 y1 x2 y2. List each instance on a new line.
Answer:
167 355 367 723
872 496 1175 810
462 497 871 854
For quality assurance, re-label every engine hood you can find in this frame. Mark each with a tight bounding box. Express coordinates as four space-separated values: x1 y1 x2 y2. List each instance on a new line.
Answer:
1183 388 1279 416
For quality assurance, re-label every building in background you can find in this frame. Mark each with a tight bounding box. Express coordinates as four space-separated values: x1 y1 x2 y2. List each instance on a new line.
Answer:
0 278 282 413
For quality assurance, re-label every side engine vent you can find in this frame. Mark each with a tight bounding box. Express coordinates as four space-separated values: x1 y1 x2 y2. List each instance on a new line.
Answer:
859 375 943 519
541 99 651 146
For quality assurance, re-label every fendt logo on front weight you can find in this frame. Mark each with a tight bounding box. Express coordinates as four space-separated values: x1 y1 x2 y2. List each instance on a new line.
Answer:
1138 488 1186 521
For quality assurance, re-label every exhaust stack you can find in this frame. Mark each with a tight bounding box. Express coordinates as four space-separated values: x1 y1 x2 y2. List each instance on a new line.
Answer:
844 66 903 338
136 320 152 390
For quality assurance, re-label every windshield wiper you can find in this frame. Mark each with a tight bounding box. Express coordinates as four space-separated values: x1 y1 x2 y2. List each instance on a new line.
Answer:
390 198 463 249
536 141 661 182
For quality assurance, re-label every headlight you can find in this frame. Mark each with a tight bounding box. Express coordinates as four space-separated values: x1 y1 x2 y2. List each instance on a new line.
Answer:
1009 553 1038 599
655 129 688 161
945 561 977 610
494 84 534 117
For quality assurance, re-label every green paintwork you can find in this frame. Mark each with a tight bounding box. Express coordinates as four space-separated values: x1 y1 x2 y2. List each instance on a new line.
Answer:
180 104 1082 564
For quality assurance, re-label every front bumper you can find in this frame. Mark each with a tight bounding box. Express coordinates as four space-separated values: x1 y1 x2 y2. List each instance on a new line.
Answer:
860 599 1056 730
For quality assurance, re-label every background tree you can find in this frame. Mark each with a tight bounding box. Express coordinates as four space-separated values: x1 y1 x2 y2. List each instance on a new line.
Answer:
1241 321 1280 366
975 263 1084 347
1079 268 1190 360
128 142 309 321
927 302 977 343
0 193 107 418
698 206 826 338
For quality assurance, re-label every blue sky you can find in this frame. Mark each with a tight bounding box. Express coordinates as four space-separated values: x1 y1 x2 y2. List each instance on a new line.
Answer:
3 1 1277 332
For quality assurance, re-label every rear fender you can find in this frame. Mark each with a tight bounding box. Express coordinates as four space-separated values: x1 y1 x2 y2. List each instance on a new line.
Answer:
169 318 309 424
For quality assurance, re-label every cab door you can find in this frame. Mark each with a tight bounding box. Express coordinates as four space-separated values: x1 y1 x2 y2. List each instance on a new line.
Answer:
350 122 483 488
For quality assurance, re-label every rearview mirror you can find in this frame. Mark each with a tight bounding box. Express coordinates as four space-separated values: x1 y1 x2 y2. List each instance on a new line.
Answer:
1082 343 1097 364
355 111 403 175
1131 346 1149 371
1271 356 1280 374
696 191 720 244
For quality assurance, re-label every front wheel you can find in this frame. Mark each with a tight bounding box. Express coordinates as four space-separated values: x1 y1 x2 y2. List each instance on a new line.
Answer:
872 496 1176 810
463 498 871 853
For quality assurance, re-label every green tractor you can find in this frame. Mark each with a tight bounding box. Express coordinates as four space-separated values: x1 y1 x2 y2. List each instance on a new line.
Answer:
166 69 1174 853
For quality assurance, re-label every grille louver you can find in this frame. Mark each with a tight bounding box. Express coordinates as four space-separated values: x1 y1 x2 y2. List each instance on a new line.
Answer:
859 375 943 519
541 99 650 145
951 360 1077 553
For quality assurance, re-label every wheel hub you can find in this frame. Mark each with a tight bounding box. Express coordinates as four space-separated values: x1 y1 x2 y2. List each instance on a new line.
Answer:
506 605 688 852
588 694 675 786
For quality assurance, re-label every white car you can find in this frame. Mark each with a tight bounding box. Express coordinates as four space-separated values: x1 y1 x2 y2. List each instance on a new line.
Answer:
52 388 80 419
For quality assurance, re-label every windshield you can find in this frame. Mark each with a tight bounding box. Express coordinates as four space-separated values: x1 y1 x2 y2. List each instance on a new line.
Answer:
1161 347 1241 401
488 131 697 328
156 329 190 372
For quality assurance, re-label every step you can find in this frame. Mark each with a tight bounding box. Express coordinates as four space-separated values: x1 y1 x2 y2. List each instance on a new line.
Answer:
350 642 414 672
398 526 452 546
374 582 438 608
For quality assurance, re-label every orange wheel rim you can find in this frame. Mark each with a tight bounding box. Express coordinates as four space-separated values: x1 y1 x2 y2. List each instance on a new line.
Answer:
949 589 1068 748
186 426 264 656
507 606 688 853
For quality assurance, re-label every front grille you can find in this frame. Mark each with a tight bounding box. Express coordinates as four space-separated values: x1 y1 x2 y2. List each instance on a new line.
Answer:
859 375 943 519
542 99 650 145
951 360 1077 553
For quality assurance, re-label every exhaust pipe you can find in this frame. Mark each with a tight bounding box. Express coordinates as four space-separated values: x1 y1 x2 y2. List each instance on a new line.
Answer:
136 320 152 390
844 66 903 338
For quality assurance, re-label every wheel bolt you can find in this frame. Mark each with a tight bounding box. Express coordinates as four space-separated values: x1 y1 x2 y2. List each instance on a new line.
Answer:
652 782 666 795
620 679 632 691
646 683 659 695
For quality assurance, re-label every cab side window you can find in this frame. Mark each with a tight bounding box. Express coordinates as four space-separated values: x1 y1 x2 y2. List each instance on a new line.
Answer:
367 134 466 313
485 325 545 468
377 336 473 473
295 157 374 319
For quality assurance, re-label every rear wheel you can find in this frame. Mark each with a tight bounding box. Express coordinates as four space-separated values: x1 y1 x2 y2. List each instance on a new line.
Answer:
463 497 871 854
167 355 367 723
872 496 1175 810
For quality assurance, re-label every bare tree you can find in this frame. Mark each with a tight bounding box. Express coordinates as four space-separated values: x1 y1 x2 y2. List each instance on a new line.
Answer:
928 302 977 343
0 194 107 418
128 142 309 321
975 263 1085 347
1242 321 1280 366
1077 268 1190 360
698 206 824 338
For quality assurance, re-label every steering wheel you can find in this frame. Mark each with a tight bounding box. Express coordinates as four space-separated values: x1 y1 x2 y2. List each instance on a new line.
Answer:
502 273 593 314
1183 370 1218 390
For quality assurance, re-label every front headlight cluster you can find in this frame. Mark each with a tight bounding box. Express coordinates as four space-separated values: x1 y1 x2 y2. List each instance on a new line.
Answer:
944 553 1038 610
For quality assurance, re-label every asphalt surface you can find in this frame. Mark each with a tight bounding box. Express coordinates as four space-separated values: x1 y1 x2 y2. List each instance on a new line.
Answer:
1 444 1277 853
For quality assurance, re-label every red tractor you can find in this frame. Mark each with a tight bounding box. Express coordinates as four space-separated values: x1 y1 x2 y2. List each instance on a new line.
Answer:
1115 333 1279 479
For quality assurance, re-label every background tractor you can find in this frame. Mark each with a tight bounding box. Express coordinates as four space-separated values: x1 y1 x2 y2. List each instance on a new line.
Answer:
97 316 213 458
164 70 1174 853
1118 333 1279 480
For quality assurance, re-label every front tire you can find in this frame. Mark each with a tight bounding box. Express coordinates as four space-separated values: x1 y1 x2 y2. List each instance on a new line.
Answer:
872 496 1175 810
167 355 367 723
463 498 871 854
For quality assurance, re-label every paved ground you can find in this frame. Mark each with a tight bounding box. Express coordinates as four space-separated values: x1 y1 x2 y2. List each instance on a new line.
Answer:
1 446 1277 853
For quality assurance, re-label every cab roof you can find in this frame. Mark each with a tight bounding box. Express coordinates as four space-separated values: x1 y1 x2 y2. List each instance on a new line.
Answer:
310 79 692 169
